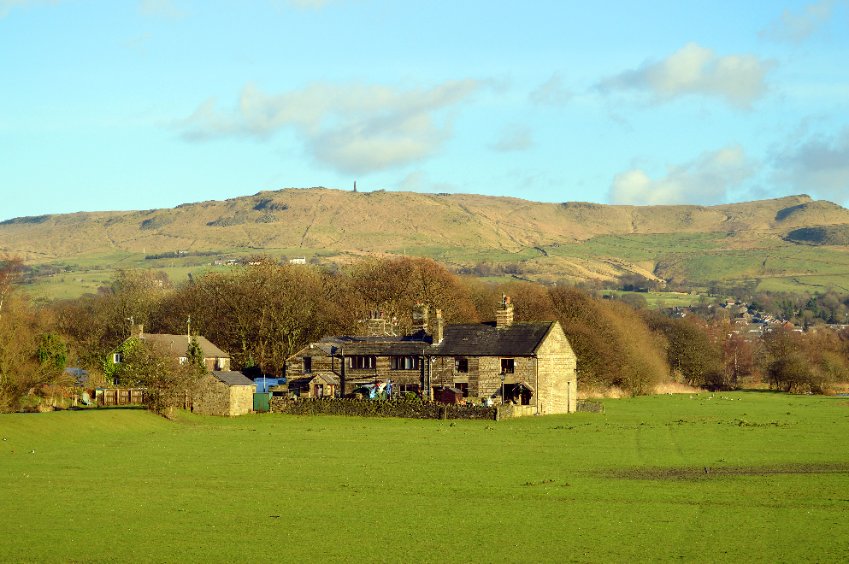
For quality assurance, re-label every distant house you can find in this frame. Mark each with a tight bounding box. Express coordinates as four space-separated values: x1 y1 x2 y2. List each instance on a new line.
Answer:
287 373 339 398
114 325 231 372
287 297 578 415
193 371 255 417
112 326 252 416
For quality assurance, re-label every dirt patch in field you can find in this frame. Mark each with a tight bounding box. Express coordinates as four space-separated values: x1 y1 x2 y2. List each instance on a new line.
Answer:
608 462 849 481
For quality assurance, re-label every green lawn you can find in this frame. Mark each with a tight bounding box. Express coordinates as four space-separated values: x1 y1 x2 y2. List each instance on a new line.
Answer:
2 392 848 562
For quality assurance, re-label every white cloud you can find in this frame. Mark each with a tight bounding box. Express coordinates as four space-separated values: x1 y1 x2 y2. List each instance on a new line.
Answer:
178 80 484 174
490 124 533 152
773 127 849 204
597 43 774 109
529 74 573 106
609 146 754 205
760 0 841 43
0 0 58 18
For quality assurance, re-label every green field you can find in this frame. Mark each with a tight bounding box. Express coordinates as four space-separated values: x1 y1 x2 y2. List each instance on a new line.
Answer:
2 392 848 562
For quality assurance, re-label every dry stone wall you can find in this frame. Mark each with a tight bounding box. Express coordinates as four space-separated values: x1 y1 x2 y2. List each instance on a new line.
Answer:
192 374 254 416
270 397 496 420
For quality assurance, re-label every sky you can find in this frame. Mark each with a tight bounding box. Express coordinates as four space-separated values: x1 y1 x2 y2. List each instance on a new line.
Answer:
1 0 849 221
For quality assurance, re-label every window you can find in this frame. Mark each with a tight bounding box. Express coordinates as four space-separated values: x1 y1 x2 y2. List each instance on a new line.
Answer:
349 356 376 369
455 358 468 373
399 383 419 394
112 352 123 364
391 356 419 370
455 382 469 397
178 356 188 365
500 358 515 374
303 356 312 374
215 358 226 370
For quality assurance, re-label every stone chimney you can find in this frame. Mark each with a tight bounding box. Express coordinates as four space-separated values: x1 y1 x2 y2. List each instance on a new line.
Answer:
411 304 429 334
366 310 388 337
135 324 144 338
495 295 514 329
434 309 444 344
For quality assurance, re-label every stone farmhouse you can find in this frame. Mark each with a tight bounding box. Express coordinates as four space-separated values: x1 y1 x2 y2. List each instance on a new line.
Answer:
114 325 231 372
113 326 251 416
287 297 578 415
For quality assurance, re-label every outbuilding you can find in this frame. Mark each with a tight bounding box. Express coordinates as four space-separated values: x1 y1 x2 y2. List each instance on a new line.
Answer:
192 371 255 416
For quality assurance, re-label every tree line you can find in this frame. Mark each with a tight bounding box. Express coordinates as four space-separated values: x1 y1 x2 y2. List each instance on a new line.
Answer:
2 255 849 412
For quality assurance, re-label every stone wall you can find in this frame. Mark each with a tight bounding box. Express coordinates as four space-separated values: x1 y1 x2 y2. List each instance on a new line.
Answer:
496 404 537 419
535 324 578 414
202 357 230 371
344 357 420 391
432 356 542 402
289 352 421 394
270 397 496 420
428 324 578 414
192 374 253 416
228 385 254 416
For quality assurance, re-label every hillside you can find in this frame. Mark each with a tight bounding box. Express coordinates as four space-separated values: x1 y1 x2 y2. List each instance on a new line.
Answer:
3 188 849 297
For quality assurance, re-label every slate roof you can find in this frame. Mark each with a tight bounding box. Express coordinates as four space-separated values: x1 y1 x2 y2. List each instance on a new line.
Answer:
64 367 89 387
289 372 340 387
211 371 254 387
433 322 555 357
314 333 431 356
140 333 229 358
296 322 556 359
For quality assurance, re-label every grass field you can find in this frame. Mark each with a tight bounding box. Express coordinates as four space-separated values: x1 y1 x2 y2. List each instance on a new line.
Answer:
2 392 848 562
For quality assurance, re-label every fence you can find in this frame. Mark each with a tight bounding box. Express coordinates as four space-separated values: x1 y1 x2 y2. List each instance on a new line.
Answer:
96 388 146 406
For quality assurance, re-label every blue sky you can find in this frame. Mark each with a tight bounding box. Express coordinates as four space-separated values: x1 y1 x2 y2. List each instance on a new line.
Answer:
1 0 848 221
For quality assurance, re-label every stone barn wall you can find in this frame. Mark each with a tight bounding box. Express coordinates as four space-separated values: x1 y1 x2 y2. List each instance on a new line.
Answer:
228 385 254 416
193 374 253 416
535 325 578 414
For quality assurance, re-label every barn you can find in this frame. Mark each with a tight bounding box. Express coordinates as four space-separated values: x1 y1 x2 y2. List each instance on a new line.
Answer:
192 371 255 417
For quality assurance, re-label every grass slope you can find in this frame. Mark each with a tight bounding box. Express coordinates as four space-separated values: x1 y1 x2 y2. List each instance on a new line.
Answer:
2 392 848 562
4 189 849 297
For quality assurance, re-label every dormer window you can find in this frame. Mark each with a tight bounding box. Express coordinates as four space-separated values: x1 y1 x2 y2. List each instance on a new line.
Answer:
112 352 123 364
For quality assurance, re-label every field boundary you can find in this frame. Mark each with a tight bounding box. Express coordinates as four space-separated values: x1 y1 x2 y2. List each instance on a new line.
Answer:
270 397 497 420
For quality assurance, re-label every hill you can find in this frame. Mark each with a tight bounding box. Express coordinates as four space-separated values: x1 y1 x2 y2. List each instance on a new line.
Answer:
3 188 849 297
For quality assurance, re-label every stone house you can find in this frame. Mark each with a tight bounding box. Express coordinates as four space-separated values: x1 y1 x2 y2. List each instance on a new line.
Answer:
114 325 231 372
287 297 578 415
287 372 340 398
112 326 252 416
192 371 255 416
